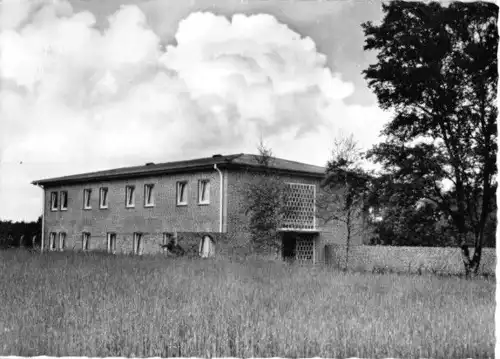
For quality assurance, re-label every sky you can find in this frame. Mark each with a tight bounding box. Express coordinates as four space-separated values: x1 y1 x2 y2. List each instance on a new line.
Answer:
0 0 391 221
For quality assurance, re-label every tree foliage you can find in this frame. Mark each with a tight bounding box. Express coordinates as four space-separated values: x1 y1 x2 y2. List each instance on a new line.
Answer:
242 139 288 254
362 1 498 274
0 216 41 248
318 134 371 267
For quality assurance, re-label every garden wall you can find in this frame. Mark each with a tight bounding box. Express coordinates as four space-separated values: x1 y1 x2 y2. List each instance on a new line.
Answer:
325 244 496 275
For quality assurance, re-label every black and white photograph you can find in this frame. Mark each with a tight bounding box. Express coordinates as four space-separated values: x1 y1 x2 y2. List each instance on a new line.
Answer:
0 0 497 357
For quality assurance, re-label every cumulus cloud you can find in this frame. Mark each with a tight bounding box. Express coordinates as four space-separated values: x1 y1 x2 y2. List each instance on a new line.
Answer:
0 0 387 220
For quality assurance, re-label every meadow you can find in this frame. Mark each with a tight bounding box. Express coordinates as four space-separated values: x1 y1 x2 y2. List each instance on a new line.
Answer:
0 249 495 358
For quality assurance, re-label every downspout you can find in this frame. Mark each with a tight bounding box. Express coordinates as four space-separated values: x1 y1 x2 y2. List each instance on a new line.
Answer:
38 184 45 253
214 164 223 233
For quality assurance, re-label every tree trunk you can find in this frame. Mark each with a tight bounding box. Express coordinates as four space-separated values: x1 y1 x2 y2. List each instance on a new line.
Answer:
460 216 487 277
471 244 483 275
471 230 484 275
460 244 472 277
345 211 351 270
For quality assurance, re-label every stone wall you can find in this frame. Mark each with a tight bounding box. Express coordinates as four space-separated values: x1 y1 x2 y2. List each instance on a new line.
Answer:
324 244 496 275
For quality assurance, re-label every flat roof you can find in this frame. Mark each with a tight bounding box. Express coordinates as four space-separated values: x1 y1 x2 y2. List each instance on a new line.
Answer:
32 153 326 186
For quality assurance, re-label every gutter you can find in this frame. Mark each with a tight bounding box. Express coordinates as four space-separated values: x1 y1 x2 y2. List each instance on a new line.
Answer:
31 164 221 187
213 164 224 233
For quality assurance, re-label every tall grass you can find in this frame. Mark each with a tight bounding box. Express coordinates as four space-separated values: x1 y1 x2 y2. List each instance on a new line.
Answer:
0 249 494 358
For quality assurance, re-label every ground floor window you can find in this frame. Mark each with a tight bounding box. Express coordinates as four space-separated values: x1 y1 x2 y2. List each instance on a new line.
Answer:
49 232 57 251
82 232 90 251
281 232 316 264
58 232 66 251
296 237 314 263
162 232 172 247
107 233 117 254
199 235 215 258
133 233 143 255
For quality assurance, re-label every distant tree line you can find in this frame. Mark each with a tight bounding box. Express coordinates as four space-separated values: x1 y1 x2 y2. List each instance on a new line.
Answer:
0 216 41 248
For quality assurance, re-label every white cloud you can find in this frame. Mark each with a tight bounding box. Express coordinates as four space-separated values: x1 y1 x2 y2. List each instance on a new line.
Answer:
0 0 388 220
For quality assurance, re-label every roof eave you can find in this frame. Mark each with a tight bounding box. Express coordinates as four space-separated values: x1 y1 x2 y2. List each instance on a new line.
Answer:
227 163 325 178
31 160 325 187
31 162 225 187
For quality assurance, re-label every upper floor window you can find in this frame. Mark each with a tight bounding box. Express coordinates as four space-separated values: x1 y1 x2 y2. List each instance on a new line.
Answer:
50 192 58 211
83 189 92 209
176 181 188 206
99 187 108 209
280 183 316 231
125 185 135 208
60 191 68 210
144 184 154 207
198 180 210 204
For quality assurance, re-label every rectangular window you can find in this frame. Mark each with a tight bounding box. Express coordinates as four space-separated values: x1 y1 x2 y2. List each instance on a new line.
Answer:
107 233 117 254
58 232 66 251
60 191 68 210
49 232 56 251
133 233 143 255
50 192 58 211
163 232 171 246
125 185 135 208
176 181 188 205
83 189 92 209
198 180 210 204
99 187 108 209
82 232 90 251
144 184 154 207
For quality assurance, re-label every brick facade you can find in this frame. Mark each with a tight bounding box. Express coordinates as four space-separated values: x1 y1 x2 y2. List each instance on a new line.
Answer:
39 159 370 262
42 170 223 254
225 169 368 263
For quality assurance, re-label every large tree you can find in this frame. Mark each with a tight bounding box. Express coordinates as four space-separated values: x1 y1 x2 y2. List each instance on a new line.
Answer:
362 1 497 275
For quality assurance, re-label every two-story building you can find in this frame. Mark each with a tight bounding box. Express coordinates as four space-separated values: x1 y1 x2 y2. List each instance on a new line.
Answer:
32 153 367 263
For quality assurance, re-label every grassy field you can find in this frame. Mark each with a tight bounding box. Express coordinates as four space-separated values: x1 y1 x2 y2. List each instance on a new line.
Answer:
0 249 495 358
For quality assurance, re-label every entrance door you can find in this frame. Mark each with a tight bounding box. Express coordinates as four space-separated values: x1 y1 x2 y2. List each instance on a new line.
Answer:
282 232 297 262
281 232 316 264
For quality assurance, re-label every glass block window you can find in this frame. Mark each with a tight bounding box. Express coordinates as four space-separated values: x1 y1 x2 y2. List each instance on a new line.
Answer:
296 237 314 263
281 183 316 230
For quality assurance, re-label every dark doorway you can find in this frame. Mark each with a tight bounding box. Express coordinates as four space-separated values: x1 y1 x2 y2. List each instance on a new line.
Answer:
282 232 297 262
